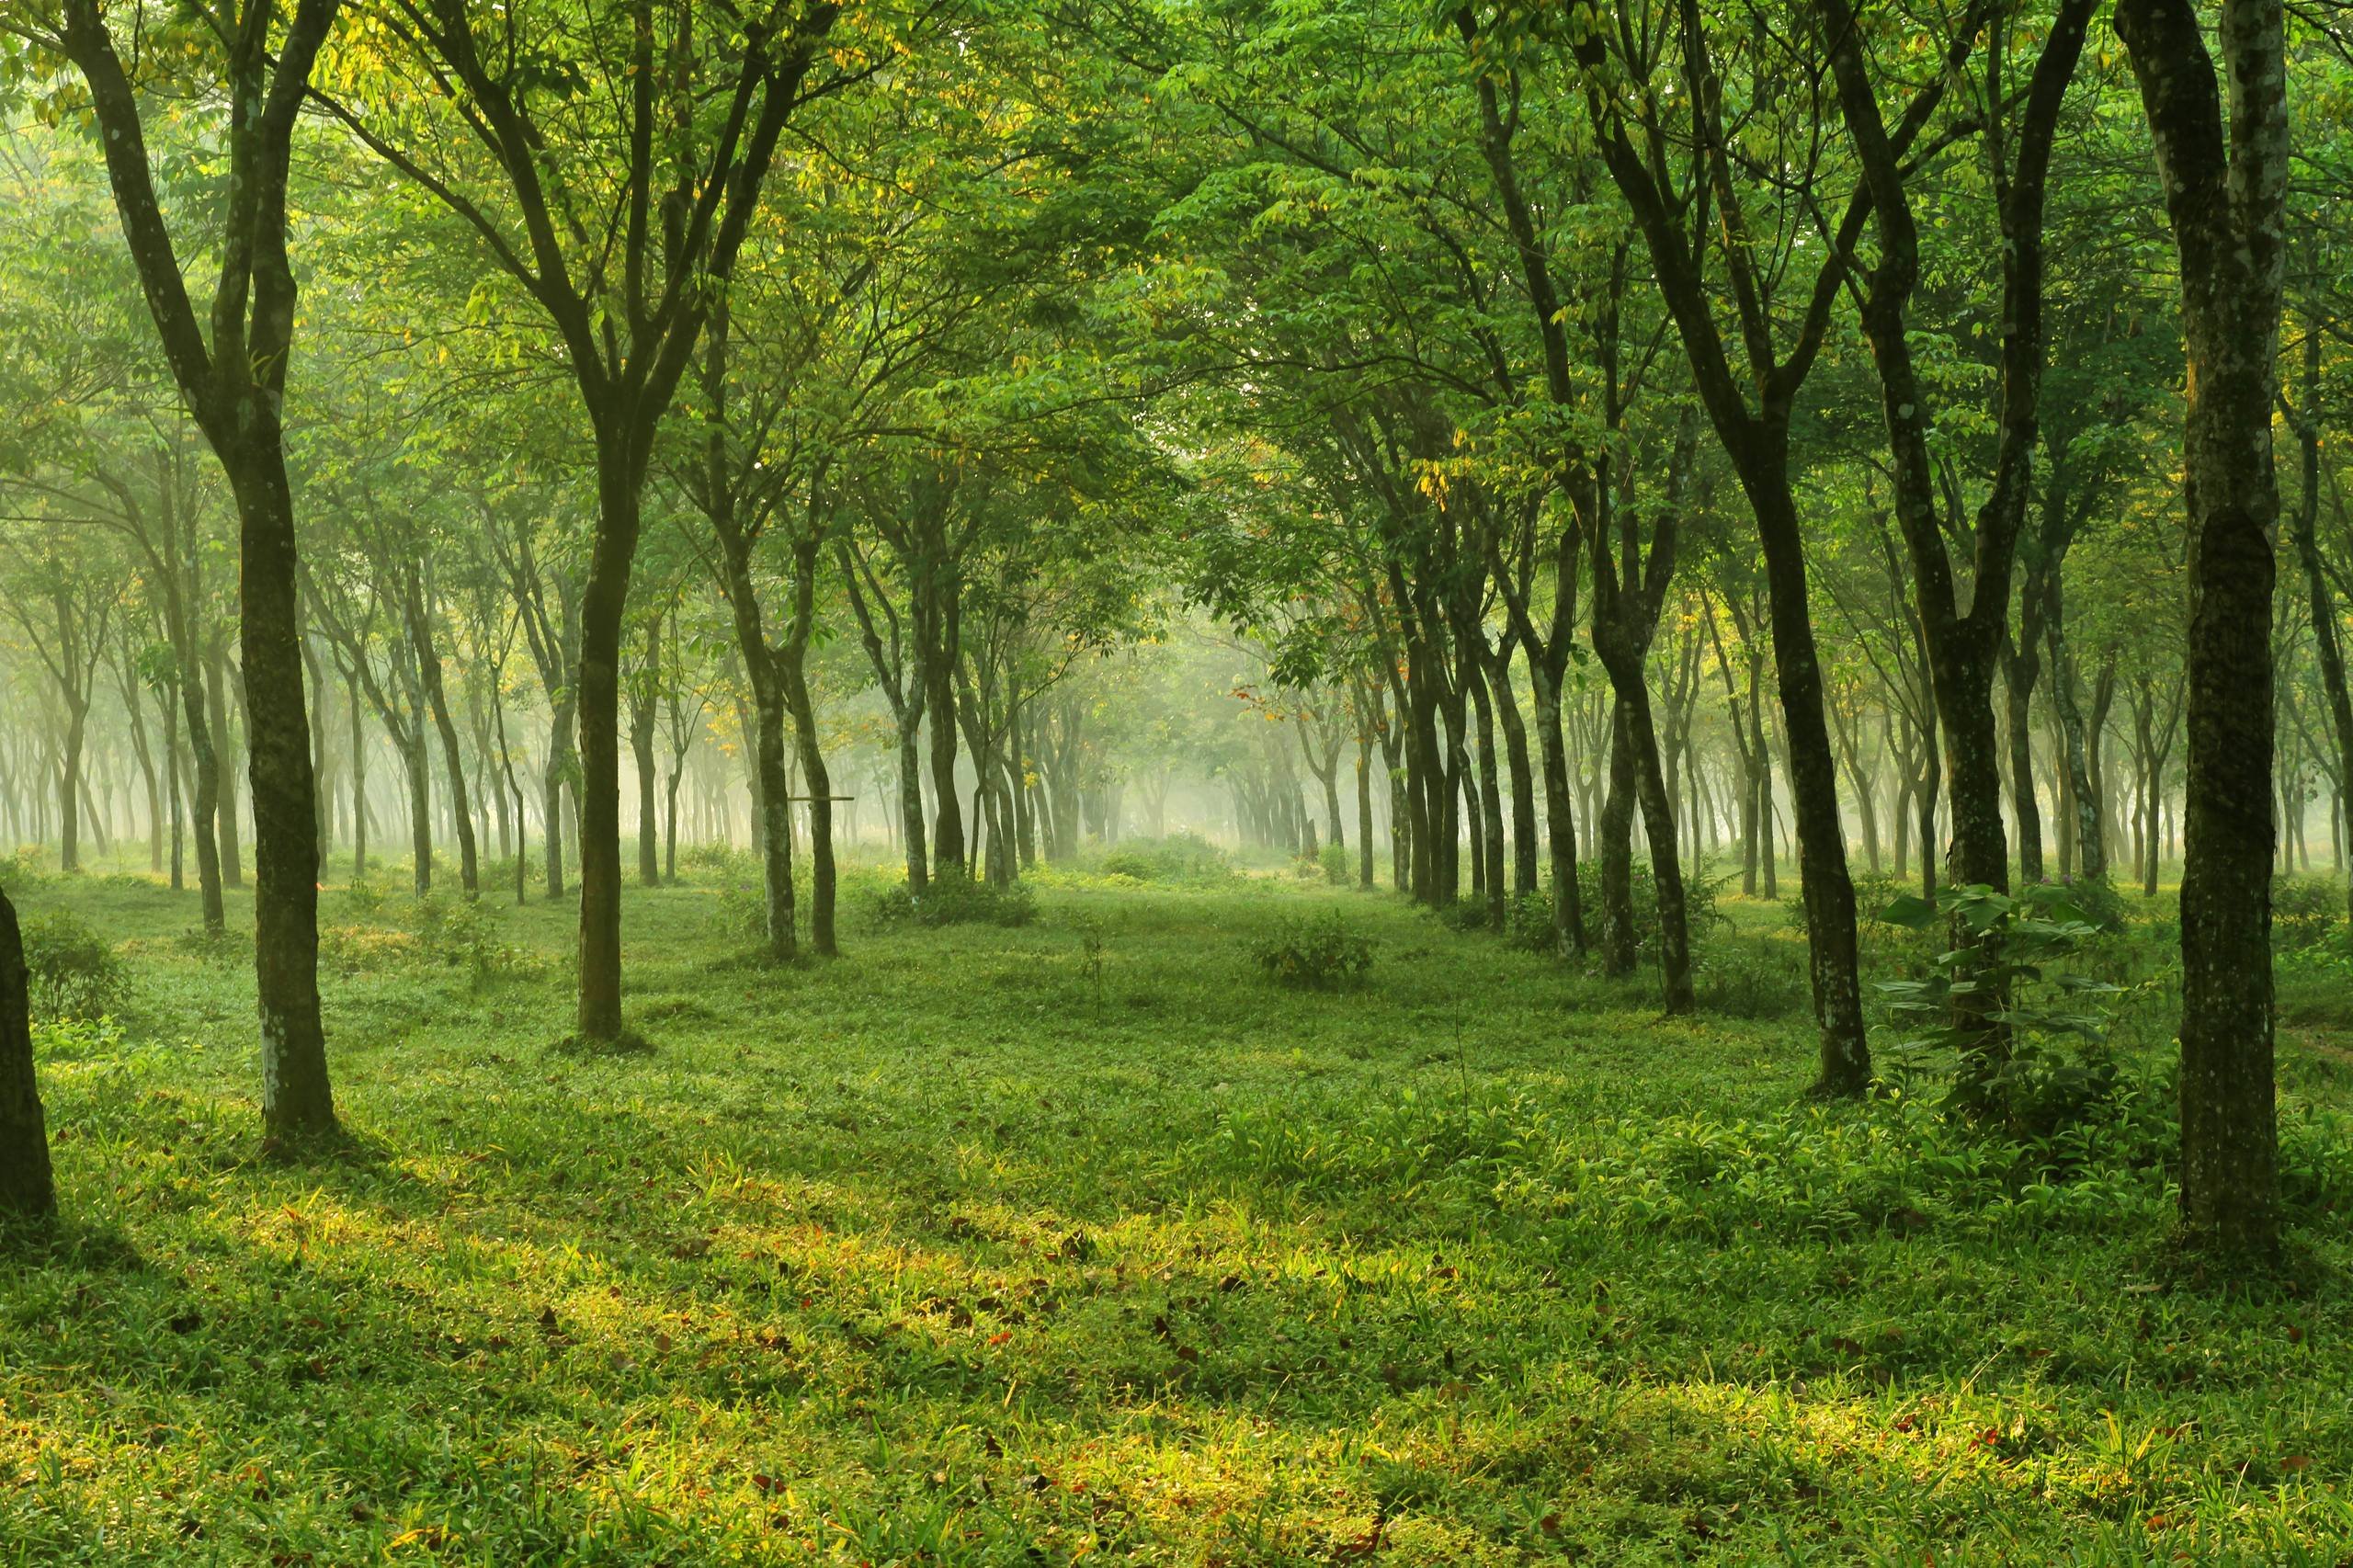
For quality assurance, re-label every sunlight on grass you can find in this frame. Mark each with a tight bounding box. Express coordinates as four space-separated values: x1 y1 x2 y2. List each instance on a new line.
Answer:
2 868 2349 1563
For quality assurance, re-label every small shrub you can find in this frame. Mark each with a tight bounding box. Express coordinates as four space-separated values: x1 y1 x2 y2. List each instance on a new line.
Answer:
2274 875 2344 951
318 923 424 975
1250 912 1374 990
411 895 542 988
0 846 49 892
21 910 130 1021
1876 881 2127 1135
171 925 252 965
1318 841 1351 885
1696 942 1810 1019
869 876 1035 929
679 842 756 881
338 876 388 918
1091 833 1232 883
1503 888 1558 953
716 881 774 942
1572 861 1729 959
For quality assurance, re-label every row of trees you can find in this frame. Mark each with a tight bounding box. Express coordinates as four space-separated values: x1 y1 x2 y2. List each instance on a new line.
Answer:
0 0 2343 1265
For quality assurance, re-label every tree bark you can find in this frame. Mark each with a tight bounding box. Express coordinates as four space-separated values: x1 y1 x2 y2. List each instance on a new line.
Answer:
0 889 54 1221
2118 0 2287 1257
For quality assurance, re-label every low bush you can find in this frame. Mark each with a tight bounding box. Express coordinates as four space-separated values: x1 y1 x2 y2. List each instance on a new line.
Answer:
1093 833 1232 884
21 909 130 1021
679 842 758 881
0 846 50 892
412 895 543 988
1317 841 1351 885
318 923 425 975
870 876 1036 929
1502 888 1558 953
1875 881 2131 1136
2275 874 2345 950
1567 860 1729 959
1250 911 1374 990
1695 941 1812 1019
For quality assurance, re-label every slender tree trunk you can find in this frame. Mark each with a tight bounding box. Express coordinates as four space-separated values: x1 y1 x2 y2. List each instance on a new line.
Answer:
1467 656 1508 928
209 641 244 890
1598 703 1639 976
779 642 835 956
1526 659 1586 952
184 651 224 929
2006 633 2045 884
631 619 663 890
412 591 476 896
898 712 929 892
348 667 369 881
58 708 85 875
403 731 432 896
2289 337 2353 923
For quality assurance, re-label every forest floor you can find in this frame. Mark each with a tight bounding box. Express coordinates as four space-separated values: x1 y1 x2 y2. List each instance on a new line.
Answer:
5 852 2353 1565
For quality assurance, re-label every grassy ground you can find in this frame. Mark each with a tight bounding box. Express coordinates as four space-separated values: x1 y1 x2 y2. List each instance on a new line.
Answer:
4 849 2353 1565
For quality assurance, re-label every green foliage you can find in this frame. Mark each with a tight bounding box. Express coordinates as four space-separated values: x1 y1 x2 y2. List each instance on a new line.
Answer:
869 876 1036 929
411 896 543 989
1316 840 1351 885
1573 861 1730 959
715 879 773 943
0 846 49 892
1694 940 1813 1020
1876 882 2129 1136
19 910 127 1021
1501 887 1557 952
321 897 540 989
2274 875 2345 950
1094 832 1233 884
1249 911 1374 990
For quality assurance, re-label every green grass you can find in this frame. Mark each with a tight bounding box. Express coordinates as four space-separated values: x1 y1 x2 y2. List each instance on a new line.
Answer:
4 856 2353 1564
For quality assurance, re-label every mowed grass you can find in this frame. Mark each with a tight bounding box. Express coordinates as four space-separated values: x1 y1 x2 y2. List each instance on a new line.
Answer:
5 856 2353 1565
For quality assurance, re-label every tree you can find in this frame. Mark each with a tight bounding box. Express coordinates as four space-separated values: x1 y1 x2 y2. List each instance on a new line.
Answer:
2116 0 2290 1257
330 0 852 1040
14 0 341 1143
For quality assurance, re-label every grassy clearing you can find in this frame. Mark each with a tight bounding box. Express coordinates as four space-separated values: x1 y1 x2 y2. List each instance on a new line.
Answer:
4 855 2353 1565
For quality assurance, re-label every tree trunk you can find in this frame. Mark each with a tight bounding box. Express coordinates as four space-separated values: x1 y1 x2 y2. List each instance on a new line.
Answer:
411 585 476 896
59 706 86 875
632 619 662 890
209 640 244 890
2119 0 2285 1256
779 642 835 956
0 889 55 1221
1467 656 1508 927
2006 631 2046 885
2289 335 2353 923
1749 472 1870 1095
1526 659 1586 953
403 731 432 896
574 456 642 1040
1597 703 1639 976
224 443 335 1144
